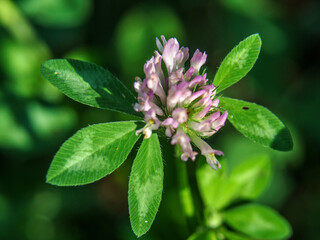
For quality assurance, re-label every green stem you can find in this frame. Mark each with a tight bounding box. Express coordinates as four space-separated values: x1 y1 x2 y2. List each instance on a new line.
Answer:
175 146 204 234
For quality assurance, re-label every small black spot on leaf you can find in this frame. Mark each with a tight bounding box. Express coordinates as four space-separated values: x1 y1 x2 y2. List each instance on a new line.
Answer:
242 106 249 110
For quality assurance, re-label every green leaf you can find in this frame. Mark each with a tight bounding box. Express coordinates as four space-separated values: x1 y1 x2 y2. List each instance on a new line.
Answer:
196 159 233 211
219 97 293 151
128 133 163 237
224 204 292 239
229 155 271 200
197 156 271 214
218 228 251 240
46 121 140 186
213 34 261 93
197 156 271 215
41 59 141 117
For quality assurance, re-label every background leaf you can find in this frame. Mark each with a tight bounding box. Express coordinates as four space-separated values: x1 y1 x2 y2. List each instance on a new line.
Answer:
197 155 271 213
228 155 271 200
196 158 233 211
213 34 261 93
128 133 163 237
41 59 141 117
219 97 293 151
218 228 251 240
187 229 216 240
224 204 292 239
46 121 140 186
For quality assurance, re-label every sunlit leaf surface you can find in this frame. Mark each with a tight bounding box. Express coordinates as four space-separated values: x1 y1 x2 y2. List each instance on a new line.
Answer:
46 121 140 186
128 133 163 237
220 97 293 151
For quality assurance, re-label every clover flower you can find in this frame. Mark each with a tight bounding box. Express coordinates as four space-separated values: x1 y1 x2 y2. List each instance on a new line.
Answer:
134 36 228 170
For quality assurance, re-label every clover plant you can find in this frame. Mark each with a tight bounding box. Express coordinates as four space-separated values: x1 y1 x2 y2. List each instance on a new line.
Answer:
41 34 293 239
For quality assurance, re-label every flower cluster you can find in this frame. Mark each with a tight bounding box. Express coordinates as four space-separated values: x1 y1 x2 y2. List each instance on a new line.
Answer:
134 36 228 170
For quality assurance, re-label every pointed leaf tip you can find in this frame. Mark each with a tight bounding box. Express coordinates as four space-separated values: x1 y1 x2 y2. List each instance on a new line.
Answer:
213 34 262 93
41 59 142 117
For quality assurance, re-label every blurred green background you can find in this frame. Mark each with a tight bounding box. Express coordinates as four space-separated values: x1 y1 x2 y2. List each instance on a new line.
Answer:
0 0 319 239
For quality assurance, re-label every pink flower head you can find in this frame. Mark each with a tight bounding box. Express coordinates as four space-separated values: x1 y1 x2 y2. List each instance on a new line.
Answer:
168 68 184 88
134 36 228 169
190 132 223 170
191 49 207 75
162 38 180 74
172 129 198 161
